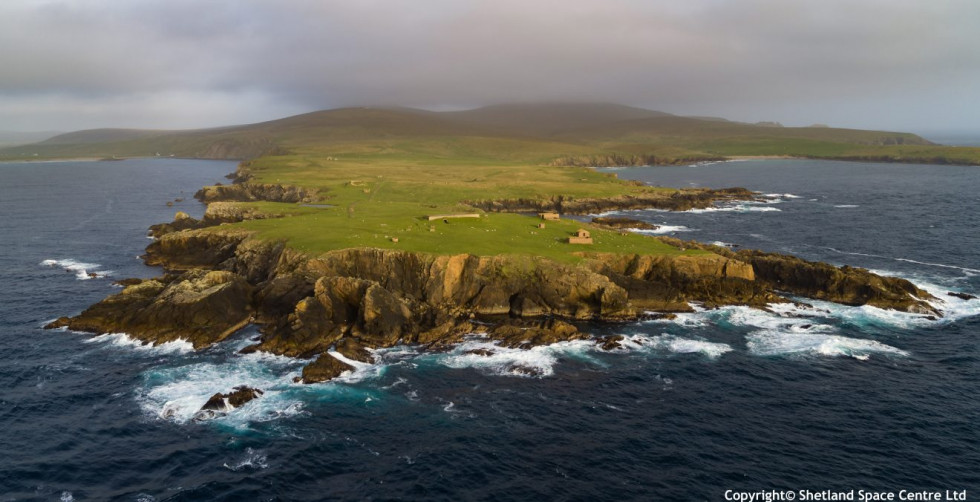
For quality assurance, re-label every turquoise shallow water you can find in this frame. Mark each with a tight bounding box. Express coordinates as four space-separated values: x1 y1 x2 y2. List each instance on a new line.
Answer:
0 159 977 500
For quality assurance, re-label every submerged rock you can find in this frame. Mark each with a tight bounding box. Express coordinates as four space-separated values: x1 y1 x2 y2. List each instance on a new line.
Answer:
597 335 625 351
948 291 976 301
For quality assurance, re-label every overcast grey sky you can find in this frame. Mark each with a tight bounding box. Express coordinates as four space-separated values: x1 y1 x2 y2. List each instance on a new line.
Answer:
1 0 978 134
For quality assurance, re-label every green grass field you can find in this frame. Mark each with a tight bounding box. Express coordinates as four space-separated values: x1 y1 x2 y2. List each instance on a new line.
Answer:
229 143 696 261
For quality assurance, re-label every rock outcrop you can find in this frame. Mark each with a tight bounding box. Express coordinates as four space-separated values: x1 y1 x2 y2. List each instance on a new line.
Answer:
301 353 356 383
195 386 264 420
736 250 938 314
55 269 253 349
194 183 319 204
201 386 264 412
467 187 757 214
591 216 659 230
148 203 285 238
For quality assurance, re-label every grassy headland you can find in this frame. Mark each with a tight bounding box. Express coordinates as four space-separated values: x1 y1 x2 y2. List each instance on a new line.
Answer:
8 103 975 261
46 103 944 373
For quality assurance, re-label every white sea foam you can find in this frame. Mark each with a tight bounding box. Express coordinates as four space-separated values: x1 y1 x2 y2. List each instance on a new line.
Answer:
40 258 110 280
615 334 733 359
860 269 980 323
631 225 693 234
763 193 801 199
833 204 859 208
223 448 269 471
427 337 597 378
137 352 307 426
746 330 908 359
326 351 387 383
84 332 195 355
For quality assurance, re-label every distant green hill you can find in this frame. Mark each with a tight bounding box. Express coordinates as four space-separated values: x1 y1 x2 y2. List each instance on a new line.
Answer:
2 103 977 165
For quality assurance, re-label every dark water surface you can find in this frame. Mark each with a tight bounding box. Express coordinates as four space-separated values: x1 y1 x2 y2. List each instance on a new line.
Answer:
0 159 977 501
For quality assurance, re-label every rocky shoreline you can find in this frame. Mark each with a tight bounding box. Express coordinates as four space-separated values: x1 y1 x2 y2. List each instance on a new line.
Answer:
47 170 942 386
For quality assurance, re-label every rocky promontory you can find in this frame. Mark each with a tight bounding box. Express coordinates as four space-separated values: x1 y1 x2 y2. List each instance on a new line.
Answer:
46 163 944 383
50 223 940 381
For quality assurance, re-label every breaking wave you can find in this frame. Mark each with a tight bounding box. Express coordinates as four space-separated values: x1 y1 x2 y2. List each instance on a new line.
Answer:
40 258 111 280
136 350 308 426
746 331 908 359
631 225 693 234
83 332 194 355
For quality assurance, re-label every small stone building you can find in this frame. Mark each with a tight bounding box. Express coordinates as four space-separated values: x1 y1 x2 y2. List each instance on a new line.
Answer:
539 212 560 221
568 229 593 245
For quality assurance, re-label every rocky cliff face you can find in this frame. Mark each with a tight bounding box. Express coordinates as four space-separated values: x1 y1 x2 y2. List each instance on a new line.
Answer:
51 227 940 381
194 183 320 204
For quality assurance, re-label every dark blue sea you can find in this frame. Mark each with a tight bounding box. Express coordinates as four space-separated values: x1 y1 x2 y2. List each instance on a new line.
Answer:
1 158 977 501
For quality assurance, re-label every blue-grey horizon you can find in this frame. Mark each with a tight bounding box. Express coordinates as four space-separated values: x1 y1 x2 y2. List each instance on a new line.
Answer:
1 0 978 135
